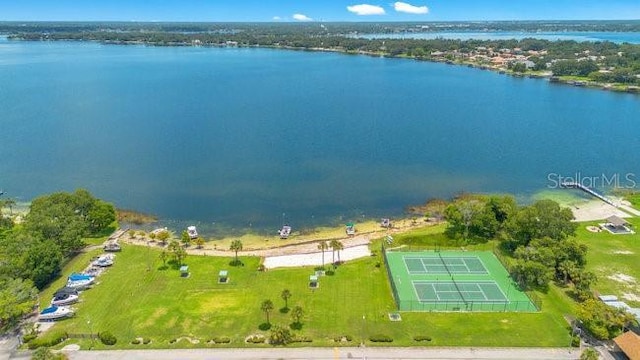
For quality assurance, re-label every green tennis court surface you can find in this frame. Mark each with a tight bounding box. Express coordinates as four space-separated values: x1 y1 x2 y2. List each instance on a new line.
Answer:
413 280 506 302
383 250 538 312
404 256 487 275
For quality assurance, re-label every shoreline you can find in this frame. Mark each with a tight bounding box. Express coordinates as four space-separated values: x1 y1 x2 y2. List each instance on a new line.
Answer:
7 36 639 96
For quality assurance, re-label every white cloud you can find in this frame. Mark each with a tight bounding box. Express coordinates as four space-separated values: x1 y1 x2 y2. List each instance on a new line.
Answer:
347 4 386 16
393 2 429 14
292 13 313 21
272 16 281 21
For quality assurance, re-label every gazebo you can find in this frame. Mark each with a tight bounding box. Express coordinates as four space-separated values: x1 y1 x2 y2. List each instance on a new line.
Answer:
309 275 318 289
604 215 634 234
179 265 189 277
218 270 229 284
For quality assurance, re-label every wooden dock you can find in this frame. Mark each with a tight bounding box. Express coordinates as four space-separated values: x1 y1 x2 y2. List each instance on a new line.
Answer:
560 182 616 207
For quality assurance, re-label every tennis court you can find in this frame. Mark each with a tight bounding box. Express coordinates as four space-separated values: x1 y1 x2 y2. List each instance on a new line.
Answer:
413 280 507 302
383 250 538 312
404 256 487 275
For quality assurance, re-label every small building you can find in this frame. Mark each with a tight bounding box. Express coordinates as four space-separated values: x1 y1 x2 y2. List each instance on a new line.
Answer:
613 331 640 360
380 218 391 228
603 215 634 234
309 275 318 289
180 265 189 277
218 270 229 284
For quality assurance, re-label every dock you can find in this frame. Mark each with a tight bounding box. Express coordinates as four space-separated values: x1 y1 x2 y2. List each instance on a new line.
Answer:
560 182 616 207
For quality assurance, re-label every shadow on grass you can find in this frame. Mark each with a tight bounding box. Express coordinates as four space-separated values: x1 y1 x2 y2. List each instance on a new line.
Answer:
258 323 271 331
229 260 244 267
279 307 290 314
290 322 303 330
157 265 169 271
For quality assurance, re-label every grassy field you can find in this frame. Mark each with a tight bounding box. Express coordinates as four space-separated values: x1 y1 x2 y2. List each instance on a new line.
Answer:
37 226 574 349
575 217 640 307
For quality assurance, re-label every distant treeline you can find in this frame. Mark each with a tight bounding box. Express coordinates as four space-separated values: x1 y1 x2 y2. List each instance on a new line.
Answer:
3 21 640 86
2 20 640 34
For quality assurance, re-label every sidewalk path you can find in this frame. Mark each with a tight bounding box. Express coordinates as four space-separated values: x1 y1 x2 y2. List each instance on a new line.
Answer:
61 347 581 360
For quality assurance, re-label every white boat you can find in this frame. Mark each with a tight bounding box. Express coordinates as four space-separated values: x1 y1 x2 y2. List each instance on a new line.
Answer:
93 254 114 267
67 273 95 290
39 306 74 321
51 287 79 306
187 226 198 239
279 225 292 239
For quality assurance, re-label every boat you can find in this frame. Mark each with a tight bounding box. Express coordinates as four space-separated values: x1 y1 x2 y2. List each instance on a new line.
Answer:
39 306 74 321
103 241 121 252
187 226 198 239
51 287 79 306
279 225 292 239
345 222 356 236
67 273 95 290
93 254 114 267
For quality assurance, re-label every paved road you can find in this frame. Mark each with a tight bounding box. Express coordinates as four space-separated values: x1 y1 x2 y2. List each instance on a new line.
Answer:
57 347 581 360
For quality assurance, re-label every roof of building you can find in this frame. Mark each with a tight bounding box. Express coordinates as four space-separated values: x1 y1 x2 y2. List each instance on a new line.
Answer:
599 295 619 302
614 331 640 360
607 215 629 227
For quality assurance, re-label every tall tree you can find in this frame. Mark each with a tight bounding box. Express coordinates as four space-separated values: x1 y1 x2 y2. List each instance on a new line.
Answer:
261 299 274 324
230 240 243 265
0 277 38 330
281 289 291 309
181 231 191 247
330 239 344 265
317 241 328 268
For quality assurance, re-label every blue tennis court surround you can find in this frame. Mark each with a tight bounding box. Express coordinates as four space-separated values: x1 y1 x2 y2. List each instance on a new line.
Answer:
404 255 487 275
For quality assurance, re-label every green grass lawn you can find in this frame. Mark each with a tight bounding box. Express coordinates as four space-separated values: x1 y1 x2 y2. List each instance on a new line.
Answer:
575 217 640 307
38 226 573 349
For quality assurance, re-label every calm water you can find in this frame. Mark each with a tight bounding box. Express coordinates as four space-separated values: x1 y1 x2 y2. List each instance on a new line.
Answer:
357 31 640 44
1 37 639 233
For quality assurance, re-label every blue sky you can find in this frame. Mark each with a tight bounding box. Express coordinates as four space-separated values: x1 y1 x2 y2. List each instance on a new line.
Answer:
1 0 639 22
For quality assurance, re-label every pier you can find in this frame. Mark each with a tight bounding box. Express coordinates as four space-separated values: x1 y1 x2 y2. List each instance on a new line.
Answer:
560 182 616 207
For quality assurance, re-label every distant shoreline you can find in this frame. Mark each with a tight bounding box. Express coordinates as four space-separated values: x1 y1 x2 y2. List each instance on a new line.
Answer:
7 35 639 96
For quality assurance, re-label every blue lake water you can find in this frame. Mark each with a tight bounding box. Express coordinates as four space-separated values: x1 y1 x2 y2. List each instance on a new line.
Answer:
1 37 639 233
357 31 640 44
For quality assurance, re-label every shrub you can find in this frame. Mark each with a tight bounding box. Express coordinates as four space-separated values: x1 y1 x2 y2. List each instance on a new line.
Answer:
369 334 393 342
22 333 37 343
98 331 117 345
291 335 312 343
211 336 231 344
131 338 141 345
571 335 580 347
333 335 353 342
142 338 151 344
246 335 265 344
414 335 432 342
27 331 68 349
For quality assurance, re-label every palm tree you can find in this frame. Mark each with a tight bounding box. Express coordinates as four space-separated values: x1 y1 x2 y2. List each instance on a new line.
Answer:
329 239 343 266
317 241 328 269
2 198 15 216
261 299 274 324
230 240 243 265
281 289 291 309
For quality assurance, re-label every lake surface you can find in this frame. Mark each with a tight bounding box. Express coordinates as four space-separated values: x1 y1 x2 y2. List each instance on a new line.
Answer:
1 37 639 233
357 31 640 44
